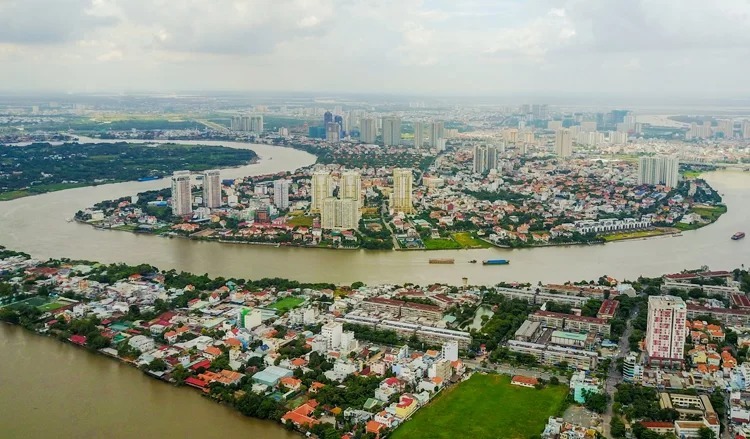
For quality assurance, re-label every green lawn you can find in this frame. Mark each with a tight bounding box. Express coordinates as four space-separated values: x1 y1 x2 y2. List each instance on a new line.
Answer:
287 216 314 227
391 374 568 439
681 170 702 179
422 237 462 250
38 301 67 312
269 297 305 313
600 229 670 242
452 232 492 248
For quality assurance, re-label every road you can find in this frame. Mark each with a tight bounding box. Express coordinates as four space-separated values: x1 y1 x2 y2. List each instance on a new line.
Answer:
381 200 400 249
602 309 637 438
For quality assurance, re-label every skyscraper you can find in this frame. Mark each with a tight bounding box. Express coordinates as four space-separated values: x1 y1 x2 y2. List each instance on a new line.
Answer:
334 115 344 136
554 129 572 157
202 169 221 209
324 111 333 127
743 120 750 139
171 171 192 216
250 115 264 132
326 122 340 142
360 118 377 143
473 145 488 174
382 117 402 146
638 156 679 187
391 168 413 214
487 145 498 170
340 171 362 206
321 197 360 230
645 295 687 368
427 121 444 148
273 179 290 210
413 121 424 148
311 171 332 213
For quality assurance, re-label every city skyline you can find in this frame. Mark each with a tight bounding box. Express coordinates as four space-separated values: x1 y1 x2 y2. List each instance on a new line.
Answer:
1 1 749 98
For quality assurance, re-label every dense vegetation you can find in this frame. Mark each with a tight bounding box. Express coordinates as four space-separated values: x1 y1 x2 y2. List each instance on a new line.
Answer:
0 142 256 199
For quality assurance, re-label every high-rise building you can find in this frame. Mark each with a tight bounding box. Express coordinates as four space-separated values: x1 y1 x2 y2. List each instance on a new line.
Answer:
442 340 459 362
547 121 563 131
555 129 573 157
487 145 498 170
427 121 444 148
311 171 332 213
382 117 402 146
743 120 750 139
324 111 333 127
171 171 192 216
609 131 629 145
413 121 424 148
473 145 488 174
273 179 290 210
391 168 413 214
580 121 597 132
202 170 221 209
638 156 679 187
531 104 548 120
321 197 360 230
250 115 264 132
322 322 343 350
326 122 340 142
716 119 734 138
645 295 687 367
334 115 344 135
340 171 362 206
360 118 377 143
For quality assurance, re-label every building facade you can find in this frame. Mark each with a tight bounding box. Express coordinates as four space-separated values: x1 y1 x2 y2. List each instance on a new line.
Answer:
202 169 221 209
311 171 333 213
171 170 192 216
382 117 402 146
273 179 290 210
645 295 687 367
391 168 414 214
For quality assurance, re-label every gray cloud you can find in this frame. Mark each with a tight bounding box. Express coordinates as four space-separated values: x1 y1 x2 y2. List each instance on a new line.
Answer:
0 0 118 44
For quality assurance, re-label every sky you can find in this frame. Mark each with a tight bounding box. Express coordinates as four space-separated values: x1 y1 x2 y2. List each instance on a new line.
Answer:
1 0 749 98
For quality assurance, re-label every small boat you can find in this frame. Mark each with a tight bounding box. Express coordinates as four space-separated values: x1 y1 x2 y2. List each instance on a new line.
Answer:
732 232 745 241
429 258 455 264
482 259 510 265
469 260 477 263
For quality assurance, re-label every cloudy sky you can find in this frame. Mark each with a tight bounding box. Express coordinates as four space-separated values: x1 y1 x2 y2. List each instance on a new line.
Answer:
1 0 748 97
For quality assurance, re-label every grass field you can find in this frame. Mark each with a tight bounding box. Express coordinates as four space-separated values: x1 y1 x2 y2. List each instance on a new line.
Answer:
38 301 67 312
600 229 671 242
391 374 568 439
451 232 492 248
287 215 314 227
422 237 462 250
692 205 727 221
681 170 703 179
269 297 305 313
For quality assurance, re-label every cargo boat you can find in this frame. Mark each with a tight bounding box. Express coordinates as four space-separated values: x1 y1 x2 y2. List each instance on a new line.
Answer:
429 258 455 264
137 176 162 182
732 232 745 240
482 259 510 265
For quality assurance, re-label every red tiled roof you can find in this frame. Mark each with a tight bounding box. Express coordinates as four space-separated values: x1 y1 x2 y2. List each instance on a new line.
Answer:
511 375 539 386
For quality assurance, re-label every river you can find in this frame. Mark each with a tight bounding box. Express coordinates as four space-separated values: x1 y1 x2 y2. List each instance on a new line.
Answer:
1 138 750 286
0 324 297 439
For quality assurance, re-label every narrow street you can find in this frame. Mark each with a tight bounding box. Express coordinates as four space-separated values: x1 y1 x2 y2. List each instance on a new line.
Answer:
602 309 637 438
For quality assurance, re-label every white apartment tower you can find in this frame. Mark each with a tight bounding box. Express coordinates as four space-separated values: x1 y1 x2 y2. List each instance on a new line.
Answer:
413 121 424 148
442 340 459 362
427 121 444 148
201 170 221 209
638 156 679 188
321 322 343 350
555 129 573 157
250 115 264 133
382 117 402 146
340 171 362 206
273 179 290 210
321 197 360 230
473 145 488 174
360 118 377 144
391 168 414 214
645 295 687 367
171 171 192 216
311 171 333 213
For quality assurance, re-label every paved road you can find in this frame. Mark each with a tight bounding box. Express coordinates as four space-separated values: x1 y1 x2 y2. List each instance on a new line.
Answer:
602 309 637 438
380 201 400 249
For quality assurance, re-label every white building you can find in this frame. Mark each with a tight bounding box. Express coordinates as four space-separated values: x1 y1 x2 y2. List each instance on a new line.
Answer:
322 322 343 350
413 121 424 148
391 168 414 214
171 170 192 216
554 129 572 157
321 197 360 231
250 115 264 133
273 179 290 209
574 217 652 235
202 170 221 209
638 156 680 188
645 295 687 367
311 171 332 213
442 340 459 362
427 121 444 149
129 335 155 352
340 171 362 206
473 145 488 174
360 118 377 144
326 122 341 142
382 117 402 146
